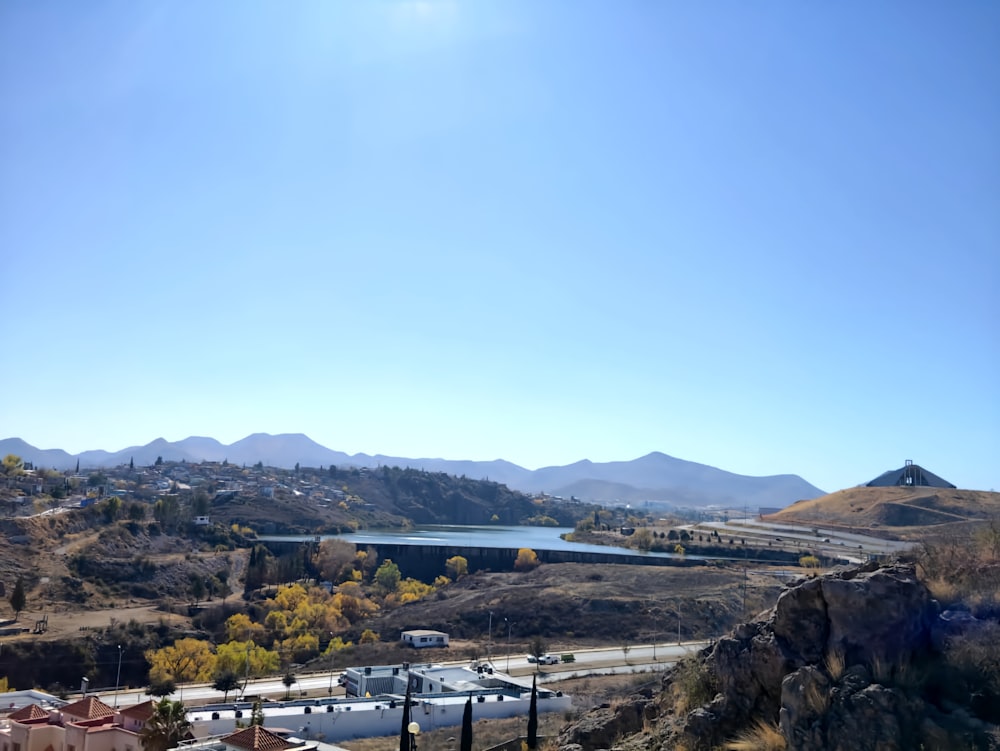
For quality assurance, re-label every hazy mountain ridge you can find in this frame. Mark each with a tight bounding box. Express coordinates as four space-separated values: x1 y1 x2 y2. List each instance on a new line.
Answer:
1 434 825 507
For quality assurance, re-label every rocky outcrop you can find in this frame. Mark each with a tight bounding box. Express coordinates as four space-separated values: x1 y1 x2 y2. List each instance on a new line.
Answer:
557 563 1000 751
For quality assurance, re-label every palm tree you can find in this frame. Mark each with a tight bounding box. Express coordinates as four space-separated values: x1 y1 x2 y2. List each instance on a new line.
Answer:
140 698 191 751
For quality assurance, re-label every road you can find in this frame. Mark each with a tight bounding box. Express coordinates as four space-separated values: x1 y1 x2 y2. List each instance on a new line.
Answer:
101 641 710 708
696 518 913 559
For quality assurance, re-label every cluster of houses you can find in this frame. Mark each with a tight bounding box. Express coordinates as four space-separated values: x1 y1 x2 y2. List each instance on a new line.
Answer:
0 694 340 751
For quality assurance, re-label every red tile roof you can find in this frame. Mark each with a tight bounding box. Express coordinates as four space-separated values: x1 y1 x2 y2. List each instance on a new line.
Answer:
60 697 115 721
119 700 155 722
8 704 50 722
223 726 295 751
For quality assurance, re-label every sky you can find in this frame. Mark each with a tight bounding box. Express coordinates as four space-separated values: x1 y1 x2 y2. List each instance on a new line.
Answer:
1 1 998 494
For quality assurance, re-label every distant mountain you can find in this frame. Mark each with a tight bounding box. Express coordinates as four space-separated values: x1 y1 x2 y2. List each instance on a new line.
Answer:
0 435 824 508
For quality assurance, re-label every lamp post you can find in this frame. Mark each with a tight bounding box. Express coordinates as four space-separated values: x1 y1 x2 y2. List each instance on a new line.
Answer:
505 618 515 673
408 720 420 751
487 610 493 663
114 645 123 708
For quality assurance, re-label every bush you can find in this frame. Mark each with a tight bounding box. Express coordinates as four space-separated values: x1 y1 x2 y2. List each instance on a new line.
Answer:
672 655 717 712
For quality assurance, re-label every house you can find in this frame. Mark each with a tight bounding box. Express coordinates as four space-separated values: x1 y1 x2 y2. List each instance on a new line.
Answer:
400 629 448 649
0 696 143 751
193 516 211 526
176 726 343 751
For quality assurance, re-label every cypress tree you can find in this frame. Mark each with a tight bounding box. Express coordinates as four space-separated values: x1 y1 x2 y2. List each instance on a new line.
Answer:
9 577 26 621
460 696 473 751
398 681 412 751
527 673 538 749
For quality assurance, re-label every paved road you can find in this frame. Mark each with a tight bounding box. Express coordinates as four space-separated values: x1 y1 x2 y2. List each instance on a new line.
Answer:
697 519 912 558
102 641 711 708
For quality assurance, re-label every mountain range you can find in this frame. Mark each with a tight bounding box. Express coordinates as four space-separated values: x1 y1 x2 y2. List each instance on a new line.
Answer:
0 433 825 508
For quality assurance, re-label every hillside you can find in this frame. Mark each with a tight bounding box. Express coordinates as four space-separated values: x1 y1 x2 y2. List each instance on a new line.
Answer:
1 435 825 507
767 486 1000 539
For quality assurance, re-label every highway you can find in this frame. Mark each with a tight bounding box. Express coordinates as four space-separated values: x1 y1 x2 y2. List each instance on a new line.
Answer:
100 640 710 708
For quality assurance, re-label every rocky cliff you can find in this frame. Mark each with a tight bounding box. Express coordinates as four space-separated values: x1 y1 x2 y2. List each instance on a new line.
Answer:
559 562 1000 751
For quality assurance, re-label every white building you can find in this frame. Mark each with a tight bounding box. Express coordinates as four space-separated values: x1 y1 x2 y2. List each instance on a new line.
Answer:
187 663 570 744
400 629 448 649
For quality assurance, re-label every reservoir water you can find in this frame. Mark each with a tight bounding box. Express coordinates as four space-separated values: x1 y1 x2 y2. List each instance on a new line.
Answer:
261 524 700 561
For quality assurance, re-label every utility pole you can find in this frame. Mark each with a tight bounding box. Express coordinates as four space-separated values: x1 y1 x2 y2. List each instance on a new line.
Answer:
114 645 123 708
487 611 493 663
505 618 515 673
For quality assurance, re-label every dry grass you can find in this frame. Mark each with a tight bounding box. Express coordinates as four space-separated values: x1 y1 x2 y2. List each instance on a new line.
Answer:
824 648 845 681
803 678 830 715
723 720 786 751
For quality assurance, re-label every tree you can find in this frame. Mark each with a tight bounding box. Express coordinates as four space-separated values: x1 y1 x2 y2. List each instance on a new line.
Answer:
140 698 191 751
146 638 217 685
514 548 539 571
9 577 26 621
667 529 679 541
212 670 240 702
622 640 632 665
146 679 176 697
129 457 134 470
529 636 548 667
101 495 122 523
460 696 473 751
315 539 357 583
1 454 24 476
399 681 412 751
359 629 379 644
215 640 280 681
283 671 296 700
374 559 401 593
189 575 206 604
250 699 265 726
445 555 468 579
155 456 163 466
527 674 538 749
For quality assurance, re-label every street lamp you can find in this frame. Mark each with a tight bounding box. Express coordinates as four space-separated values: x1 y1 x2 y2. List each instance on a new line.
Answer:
505 618 515 673
487 610 493 663
114 645 123 708
408 720 421 750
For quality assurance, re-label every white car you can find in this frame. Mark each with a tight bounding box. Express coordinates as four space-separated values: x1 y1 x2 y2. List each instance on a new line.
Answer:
527 654 560 665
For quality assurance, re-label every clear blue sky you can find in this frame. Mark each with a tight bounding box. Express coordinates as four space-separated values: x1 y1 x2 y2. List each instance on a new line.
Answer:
2 1 998 493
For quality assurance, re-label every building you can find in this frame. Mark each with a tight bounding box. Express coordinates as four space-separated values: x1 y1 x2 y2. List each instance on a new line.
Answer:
177 725 348 751
400 630 448 649
187 663 571 743
0 696 144 751
865 460 956 489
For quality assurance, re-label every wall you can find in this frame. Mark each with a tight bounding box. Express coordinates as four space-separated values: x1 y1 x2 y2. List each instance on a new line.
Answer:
190 694 572 743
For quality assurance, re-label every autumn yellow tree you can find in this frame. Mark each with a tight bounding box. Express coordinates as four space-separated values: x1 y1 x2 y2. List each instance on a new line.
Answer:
394 578 435 605
146 638 216 684
214 640 280 679
445 556 468 579
224 613 266 643
514 548 540 571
